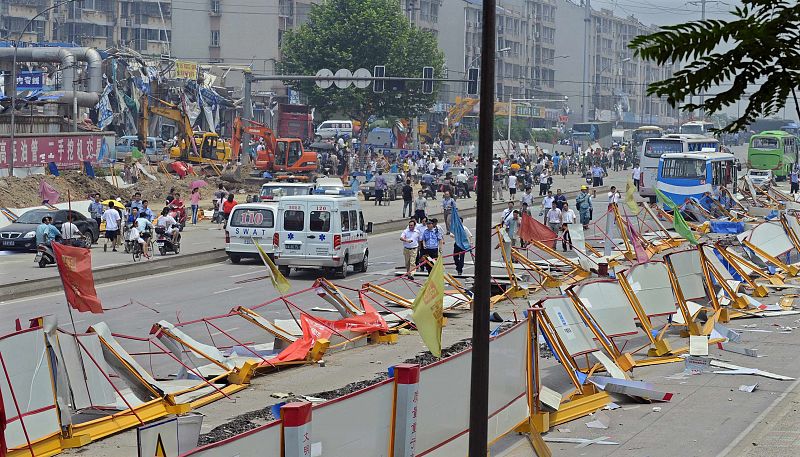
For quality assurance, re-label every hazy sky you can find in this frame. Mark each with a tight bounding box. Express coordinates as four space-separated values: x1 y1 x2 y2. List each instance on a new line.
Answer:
591 0 735 27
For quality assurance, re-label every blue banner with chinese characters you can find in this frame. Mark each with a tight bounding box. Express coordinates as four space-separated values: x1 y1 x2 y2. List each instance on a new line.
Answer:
17 71 44 90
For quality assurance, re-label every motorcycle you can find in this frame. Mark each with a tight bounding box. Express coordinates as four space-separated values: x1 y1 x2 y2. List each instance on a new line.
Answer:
168 204 187 231
155 225 181 256
35 243 55 268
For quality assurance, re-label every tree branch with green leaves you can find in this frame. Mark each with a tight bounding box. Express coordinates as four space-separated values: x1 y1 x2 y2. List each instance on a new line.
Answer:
629 0 800 133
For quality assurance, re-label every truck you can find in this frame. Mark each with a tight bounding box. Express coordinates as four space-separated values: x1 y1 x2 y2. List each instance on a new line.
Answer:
277 104 314 142
571 121 613 150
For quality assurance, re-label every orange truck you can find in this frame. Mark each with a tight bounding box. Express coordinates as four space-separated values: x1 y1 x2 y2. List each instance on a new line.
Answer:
231 117 319 180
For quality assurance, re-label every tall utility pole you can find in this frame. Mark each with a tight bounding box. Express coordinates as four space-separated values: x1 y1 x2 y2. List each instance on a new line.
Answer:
581 0 591 122
687 0 723 118
468 0 496 453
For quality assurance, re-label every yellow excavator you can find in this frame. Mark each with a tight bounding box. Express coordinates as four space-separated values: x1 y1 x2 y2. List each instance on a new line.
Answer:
139 96 231 164
418 97 478 145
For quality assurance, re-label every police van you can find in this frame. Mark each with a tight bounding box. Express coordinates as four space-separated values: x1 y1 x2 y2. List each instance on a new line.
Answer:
225 202 278 263
273 195 371 278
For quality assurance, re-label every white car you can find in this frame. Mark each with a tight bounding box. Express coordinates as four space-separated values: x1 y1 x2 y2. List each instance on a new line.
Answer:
225 202 278 263
746 169 773 186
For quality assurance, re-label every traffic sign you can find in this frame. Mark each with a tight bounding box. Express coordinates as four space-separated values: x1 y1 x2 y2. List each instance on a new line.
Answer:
353 68 372 89
334 68 353 89
315 69 334 89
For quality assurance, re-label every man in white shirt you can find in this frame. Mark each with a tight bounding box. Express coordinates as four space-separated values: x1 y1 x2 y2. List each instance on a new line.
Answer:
501 201 514 226
607 186 621 208
632 165 641 189
521 187 535 207
60 220 81 241
541 191 555 223
456 169 470 198
507 172 518 201
400 219 422 276
561 203 576 251
102 204 122 251
546 205 562 233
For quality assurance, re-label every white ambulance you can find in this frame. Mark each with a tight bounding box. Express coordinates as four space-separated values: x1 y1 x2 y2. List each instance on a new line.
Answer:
273 195 372 278
225 202 278 263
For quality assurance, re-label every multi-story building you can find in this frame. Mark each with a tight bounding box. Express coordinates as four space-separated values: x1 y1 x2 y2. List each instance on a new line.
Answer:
438 0 560 104
554 0 678 126
1 0 171 55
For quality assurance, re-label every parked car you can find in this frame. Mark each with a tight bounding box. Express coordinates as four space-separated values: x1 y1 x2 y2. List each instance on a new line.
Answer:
746 169 773 186
313 177 349 195
361 173 405 201
259 182 316 201
0 209 99 252
315 120 353 140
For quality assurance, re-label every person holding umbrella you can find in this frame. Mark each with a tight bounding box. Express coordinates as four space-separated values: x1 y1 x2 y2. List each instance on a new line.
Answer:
190 187 202 225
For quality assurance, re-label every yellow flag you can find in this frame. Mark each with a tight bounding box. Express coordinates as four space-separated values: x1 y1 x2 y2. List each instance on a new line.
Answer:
411 255 444 357
252 237 291 294
625 178 639 214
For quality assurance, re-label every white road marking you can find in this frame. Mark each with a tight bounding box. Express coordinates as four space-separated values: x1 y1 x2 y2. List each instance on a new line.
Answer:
229 269 263 278
213 286 243 295
210 327 239 336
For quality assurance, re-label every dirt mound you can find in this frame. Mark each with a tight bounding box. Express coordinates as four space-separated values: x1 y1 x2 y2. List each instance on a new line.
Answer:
0 166 261 209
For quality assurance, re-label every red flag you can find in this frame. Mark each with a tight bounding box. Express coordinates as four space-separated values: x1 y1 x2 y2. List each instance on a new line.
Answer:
52 242 103 314
275 315 334 362
518 212 557 248
626 219 650 264
0 385 6 457
38 180 60 204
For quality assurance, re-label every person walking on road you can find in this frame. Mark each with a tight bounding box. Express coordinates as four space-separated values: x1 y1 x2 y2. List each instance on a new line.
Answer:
507 172 518 201
505 210 520 246
414 190 427 222
632 164 641 189
591 163 605 187
441 192 456 234
541 191 554 224
450 217 473 276
561 203 576 251
401 179 414 218
553 188 566 211
539 168 549 196
791 167 800 194
576 185 592 229
456 168 470 198
493 164 505 201
89 193 103 228
421 220 444 272
374 171 388 206
102 203 122 251
546 204 562 234
501 201 514 226
607 186 621 209
400 219 421 277
521 187 534 208
190 187 201 225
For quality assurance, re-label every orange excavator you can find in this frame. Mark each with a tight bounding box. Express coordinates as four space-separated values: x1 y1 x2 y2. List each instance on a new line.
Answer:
231 117 319 180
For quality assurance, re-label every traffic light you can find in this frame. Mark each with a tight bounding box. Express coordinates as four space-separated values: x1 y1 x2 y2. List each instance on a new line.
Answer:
422 66 434 94
467 67 479 95
373 65 385 93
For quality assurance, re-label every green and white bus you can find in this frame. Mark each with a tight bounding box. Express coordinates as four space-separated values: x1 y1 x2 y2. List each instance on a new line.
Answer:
747 130 799 180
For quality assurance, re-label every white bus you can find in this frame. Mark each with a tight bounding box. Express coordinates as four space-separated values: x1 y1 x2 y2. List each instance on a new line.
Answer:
679 121 716 135
638 136 721 201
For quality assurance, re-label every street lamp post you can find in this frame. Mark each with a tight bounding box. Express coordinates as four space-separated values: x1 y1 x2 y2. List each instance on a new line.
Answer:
7 0 80 176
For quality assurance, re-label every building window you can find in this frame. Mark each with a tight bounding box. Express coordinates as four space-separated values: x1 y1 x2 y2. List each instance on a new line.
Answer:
210 30 220 47
211 0 220 13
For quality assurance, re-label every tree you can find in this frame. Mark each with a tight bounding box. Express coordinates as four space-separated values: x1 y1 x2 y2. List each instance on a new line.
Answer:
280 0 445 139
629 0 800 133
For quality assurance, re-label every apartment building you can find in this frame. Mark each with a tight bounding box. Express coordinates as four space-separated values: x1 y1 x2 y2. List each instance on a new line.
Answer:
1 0 171 55
438 0 560 104
554 0 678 126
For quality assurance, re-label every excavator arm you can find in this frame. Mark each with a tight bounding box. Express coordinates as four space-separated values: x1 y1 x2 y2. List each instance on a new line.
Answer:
140 96 196 161
231 117 277 162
